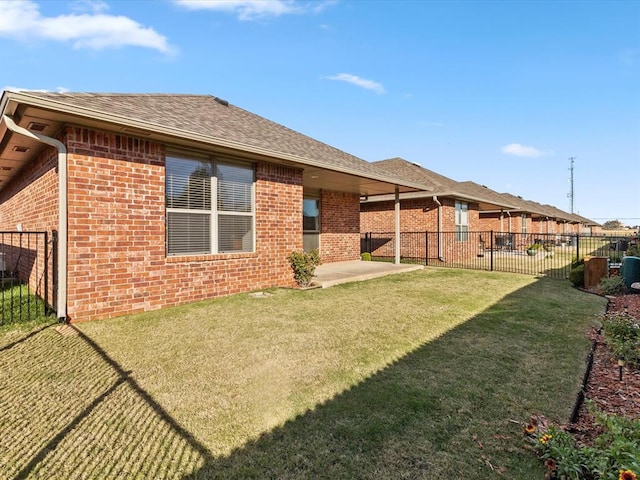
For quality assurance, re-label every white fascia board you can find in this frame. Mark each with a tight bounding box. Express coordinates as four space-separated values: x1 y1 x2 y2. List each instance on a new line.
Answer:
5 91 429 192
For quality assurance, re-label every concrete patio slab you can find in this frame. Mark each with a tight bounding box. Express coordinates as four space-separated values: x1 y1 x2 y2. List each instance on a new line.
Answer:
312 260 423 288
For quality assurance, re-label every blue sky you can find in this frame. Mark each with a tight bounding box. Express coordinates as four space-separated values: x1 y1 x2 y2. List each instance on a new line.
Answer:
1 0 638 226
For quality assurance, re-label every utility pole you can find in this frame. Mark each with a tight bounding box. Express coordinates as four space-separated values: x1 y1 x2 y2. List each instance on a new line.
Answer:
567 157 575 214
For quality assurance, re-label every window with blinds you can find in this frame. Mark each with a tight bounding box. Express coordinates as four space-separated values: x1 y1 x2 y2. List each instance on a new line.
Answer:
166 155 254 255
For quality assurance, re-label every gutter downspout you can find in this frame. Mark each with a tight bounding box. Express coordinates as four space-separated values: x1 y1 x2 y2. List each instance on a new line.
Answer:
2 115 67 322
433 195 445 261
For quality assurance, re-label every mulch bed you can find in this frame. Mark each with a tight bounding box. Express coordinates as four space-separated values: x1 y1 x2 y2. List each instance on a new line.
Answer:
570 293 640 445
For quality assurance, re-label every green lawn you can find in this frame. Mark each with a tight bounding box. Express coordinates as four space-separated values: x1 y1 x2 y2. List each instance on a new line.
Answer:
0 268 606 479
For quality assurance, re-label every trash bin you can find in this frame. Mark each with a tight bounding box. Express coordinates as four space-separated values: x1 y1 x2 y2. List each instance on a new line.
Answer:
621 256 640 289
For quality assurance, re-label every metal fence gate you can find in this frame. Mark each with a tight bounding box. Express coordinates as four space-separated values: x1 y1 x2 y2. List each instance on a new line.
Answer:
0 231 54 325
361 231 638 280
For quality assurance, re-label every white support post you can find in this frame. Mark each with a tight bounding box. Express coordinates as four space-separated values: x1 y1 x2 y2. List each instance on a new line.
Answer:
394 186 400 264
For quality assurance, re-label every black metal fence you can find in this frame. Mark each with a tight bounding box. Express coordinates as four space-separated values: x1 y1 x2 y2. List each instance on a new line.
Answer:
361 231 639 280
0 231 54 325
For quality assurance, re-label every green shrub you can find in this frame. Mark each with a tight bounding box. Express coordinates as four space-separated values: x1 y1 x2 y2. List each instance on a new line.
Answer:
627 244 640 257
288 250 321 287
569 264 585 287
360 252 371 261
600 312 640 367
526 405 640 480
599 275 628 295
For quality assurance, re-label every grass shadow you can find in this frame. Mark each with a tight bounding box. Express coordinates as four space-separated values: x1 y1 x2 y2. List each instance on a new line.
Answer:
180 278 604 479
1 275 606 479
0 324 213 479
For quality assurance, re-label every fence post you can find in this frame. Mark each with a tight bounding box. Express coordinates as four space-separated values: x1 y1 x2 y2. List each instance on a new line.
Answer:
490 230 494 272
425 231 428 266
575 234 580 261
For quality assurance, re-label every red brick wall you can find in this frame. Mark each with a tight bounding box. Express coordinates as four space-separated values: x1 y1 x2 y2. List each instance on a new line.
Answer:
360 197 481 233
63 126 302 322
0 144 58 309
478 212 503 232
320 190 360 262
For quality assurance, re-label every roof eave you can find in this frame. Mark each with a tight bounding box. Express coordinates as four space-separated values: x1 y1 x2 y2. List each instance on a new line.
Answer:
2 91 429 192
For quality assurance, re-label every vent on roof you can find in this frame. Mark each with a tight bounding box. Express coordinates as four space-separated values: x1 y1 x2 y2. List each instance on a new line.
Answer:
0 166 13 171
12 146 30 153
27 122 48 132
214 97 229 106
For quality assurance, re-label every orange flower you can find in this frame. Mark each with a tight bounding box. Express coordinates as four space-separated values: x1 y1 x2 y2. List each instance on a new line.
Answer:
619 470 637 480
540 434 552 444
524 424 536 434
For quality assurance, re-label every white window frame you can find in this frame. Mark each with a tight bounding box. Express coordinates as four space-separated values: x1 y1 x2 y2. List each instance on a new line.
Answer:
455 200 469 242
166 153 255 256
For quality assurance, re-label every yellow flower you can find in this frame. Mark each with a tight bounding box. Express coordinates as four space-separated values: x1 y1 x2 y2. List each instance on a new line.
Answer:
619 470 637 480
540 434 552 444
524 424 536 434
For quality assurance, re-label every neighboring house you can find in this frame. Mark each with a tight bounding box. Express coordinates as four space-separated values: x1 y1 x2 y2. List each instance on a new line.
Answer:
360 158 519 260
361 158 518 233
480 192 601 243
478 192 558 239
0 91 426 322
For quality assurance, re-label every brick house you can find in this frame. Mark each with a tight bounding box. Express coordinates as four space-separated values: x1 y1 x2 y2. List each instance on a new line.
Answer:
360 158 518 260
0 91 426 322
360 158 601 260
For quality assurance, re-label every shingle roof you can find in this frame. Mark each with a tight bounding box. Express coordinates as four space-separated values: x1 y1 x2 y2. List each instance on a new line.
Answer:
373 158 460 190
499 193 554 217
371 158 517 209
9 92 424 188
456 181 519 209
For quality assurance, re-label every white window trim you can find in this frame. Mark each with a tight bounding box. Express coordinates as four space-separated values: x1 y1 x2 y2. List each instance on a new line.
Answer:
455 200 469 242
166 153 255 256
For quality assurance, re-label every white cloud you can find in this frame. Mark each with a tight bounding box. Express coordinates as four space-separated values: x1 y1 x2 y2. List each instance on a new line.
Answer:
174 0 298 20
0 0 175 54
501 143 550 158
174 0 336 21
324 73 386 94
70 0 109 14
3 86 71 93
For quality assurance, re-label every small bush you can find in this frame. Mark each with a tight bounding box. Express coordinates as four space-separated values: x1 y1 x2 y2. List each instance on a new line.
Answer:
627 244 640 257
525 406 640 480
601 312 640 367
361 252 371 261
599 275 627 296
288 250 321 287
569 264 585 287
